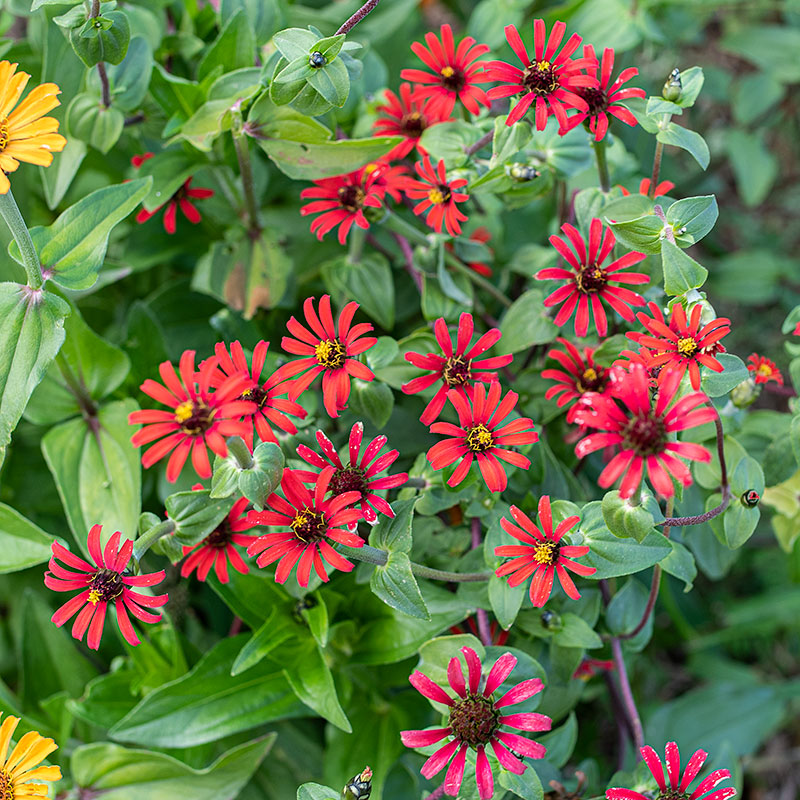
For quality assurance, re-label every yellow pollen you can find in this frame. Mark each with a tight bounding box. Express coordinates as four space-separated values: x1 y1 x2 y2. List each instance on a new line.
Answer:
88 589 102 605
532 541 558 565
676 337 698 357
582 368 597 382
1 766 14 800
291 510 311 531
428 189 446 204
315 338 347 370
466 423 494 452
364 162 379 174
174 400 194 423
757 364 773 377
0 119 8 152
440 66 455 78
536 60 551 70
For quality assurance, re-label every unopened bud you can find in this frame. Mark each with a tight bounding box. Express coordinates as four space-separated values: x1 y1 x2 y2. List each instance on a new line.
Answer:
342 766 373 800
506 162 540 182
741 490 760 507
662 68 682 101
309 51 326 68
730 377 759 408
540 610 562 632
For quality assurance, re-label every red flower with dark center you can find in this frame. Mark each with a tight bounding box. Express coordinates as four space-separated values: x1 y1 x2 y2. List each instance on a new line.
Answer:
132 155 214 235
573 364 716 498
373 83 453 160
128 350 255 483
537 218 649 338
44 524 167 650
365 160 409 203
402 312 513 425
300 167 384 244
271 295 377 419
246 467 363 587
400 24 491 116
401 646 551 799
747 353 783 385
562 45 645 141
542 338 610 422
427 381 538 493
620 178 675 197
485 21 598 129
294 422 408 525
606 741 736 800
207 340 307 450
627 301 731 390
181 489 257 583
495 496 595 606
404 155 469 236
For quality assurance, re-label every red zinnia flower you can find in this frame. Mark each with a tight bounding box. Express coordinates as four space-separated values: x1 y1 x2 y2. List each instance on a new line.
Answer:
295 422 408 525
574 364 716 498
542 338 611 422
400 24 491 116
402 312 513 425
485 21 598 129
607 741 736 800
628 301 731 390
300 167 383 244
207 340 307 449
181 490 257 583
373 83 453 160
132 155 214 235
401 646 551 799
365 160 409 203
562 45 645 141
404 155 469 236
44 524 167 650
573 657 614 680
537 218 649 338
272 295 377 418
246 467 363 587
495 496 596 606
620 178 675 197
128 350 255 483
747 353 783 385
427 382 538 493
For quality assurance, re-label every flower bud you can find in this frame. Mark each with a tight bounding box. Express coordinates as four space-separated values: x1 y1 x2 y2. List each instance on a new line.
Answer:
506 162 540 182
342 766 373 800
730 377 760 408
662 68 682 101
741 490 760 507
309 51 326 68
540 609 562 632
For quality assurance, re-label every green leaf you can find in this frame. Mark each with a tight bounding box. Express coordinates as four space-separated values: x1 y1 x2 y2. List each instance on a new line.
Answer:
720 25 800 83
257 136 402 180
349 379 394 429
701 353 749 398
321 254 395 330
661 239 708 296
437 245 472 306
297 784 339 800
164 489 235 545
580 502 671 579
418 121 479 169
732 72 785 125
491 115 531 165
488 574 526 631
370 551 430 619
533 118 593 176
0 504 56 574
273 28 319 61
657 123 710 170
306 57 350 107
198 9 255 80
42 399 141 552
601 490 662 542
222 0 278 45
725 129 779 208
500 289 558 352
498 767 544 800
552 613 602 649
70 11 131 67
666 195 718 246
0 284 69 450
248 91 331 143
606 213 662 255
606 577 653 643
370 497 416 553
232 610 294 676
66 92 125 154
722 456 764 549
673 66 705 108
109 637 305 747
72 737 275 800
660 540 696 592
238 441 284 510
40 138 87 211
538 711 578 768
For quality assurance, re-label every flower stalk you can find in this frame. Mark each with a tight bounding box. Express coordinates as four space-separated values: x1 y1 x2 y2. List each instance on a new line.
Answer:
0 190 43 289
133 519 176 564
231 108 262 237
593 139 611 192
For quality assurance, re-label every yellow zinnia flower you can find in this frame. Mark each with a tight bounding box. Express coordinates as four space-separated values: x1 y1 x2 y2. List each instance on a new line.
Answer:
0 713 62 799
0 61 67 194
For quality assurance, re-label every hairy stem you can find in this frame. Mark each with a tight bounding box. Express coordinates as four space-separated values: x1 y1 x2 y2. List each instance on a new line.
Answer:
649 141 664 199
133 519 176 564
394 232 423 293
472 517 493 646
335 0 381 34
232 123 262 237
464 130 494 157
89 0 111 107
0 191 43 289
610 636 644 753
227 435 254 470
593 139 611 192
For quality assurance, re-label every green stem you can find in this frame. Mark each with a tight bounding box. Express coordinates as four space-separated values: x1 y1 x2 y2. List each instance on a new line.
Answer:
649 140 664 199
227 435 254 470
0 191 42 289
341 543 491 582
593 139 611 192
232 121 261 237
383 211 512 308
133 519 175 563
348 225 366 263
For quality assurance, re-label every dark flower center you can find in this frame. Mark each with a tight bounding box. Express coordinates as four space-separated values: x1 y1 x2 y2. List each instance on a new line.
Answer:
329 466 368 498
337 184 366 212
522 60 559 95
174 400 215 434
0 119 9 152
575 86 608 115
442 354 472 387
290 509 327 543
575 265 608 294
88 568 125 605
239 384 270 410
1 766 14 800
202 518 234 548
658 793 690 800
621 412 666 456
466 423 494 453
576 365 607 393
428 184 452 205
448 692 500 747
315 338 347 370
676 337 699 357
531 540 560 565
439 65 466 92
401 111 427 137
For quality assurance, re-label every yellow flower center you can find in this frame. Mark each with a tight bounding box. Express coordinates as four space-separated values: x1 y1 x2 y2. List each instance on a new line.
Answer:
583 367 597 383
440 66 455 78
676 337 698 357
532 541 559 565
466 423 494 453
756 363 773 378
174 401 194 423
88 589 102 605
1 766 14 800
315 338 347 370
290 508 327 542
0 119 9 153
428 189 446 204
87 568 124 604
173 399 216 434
